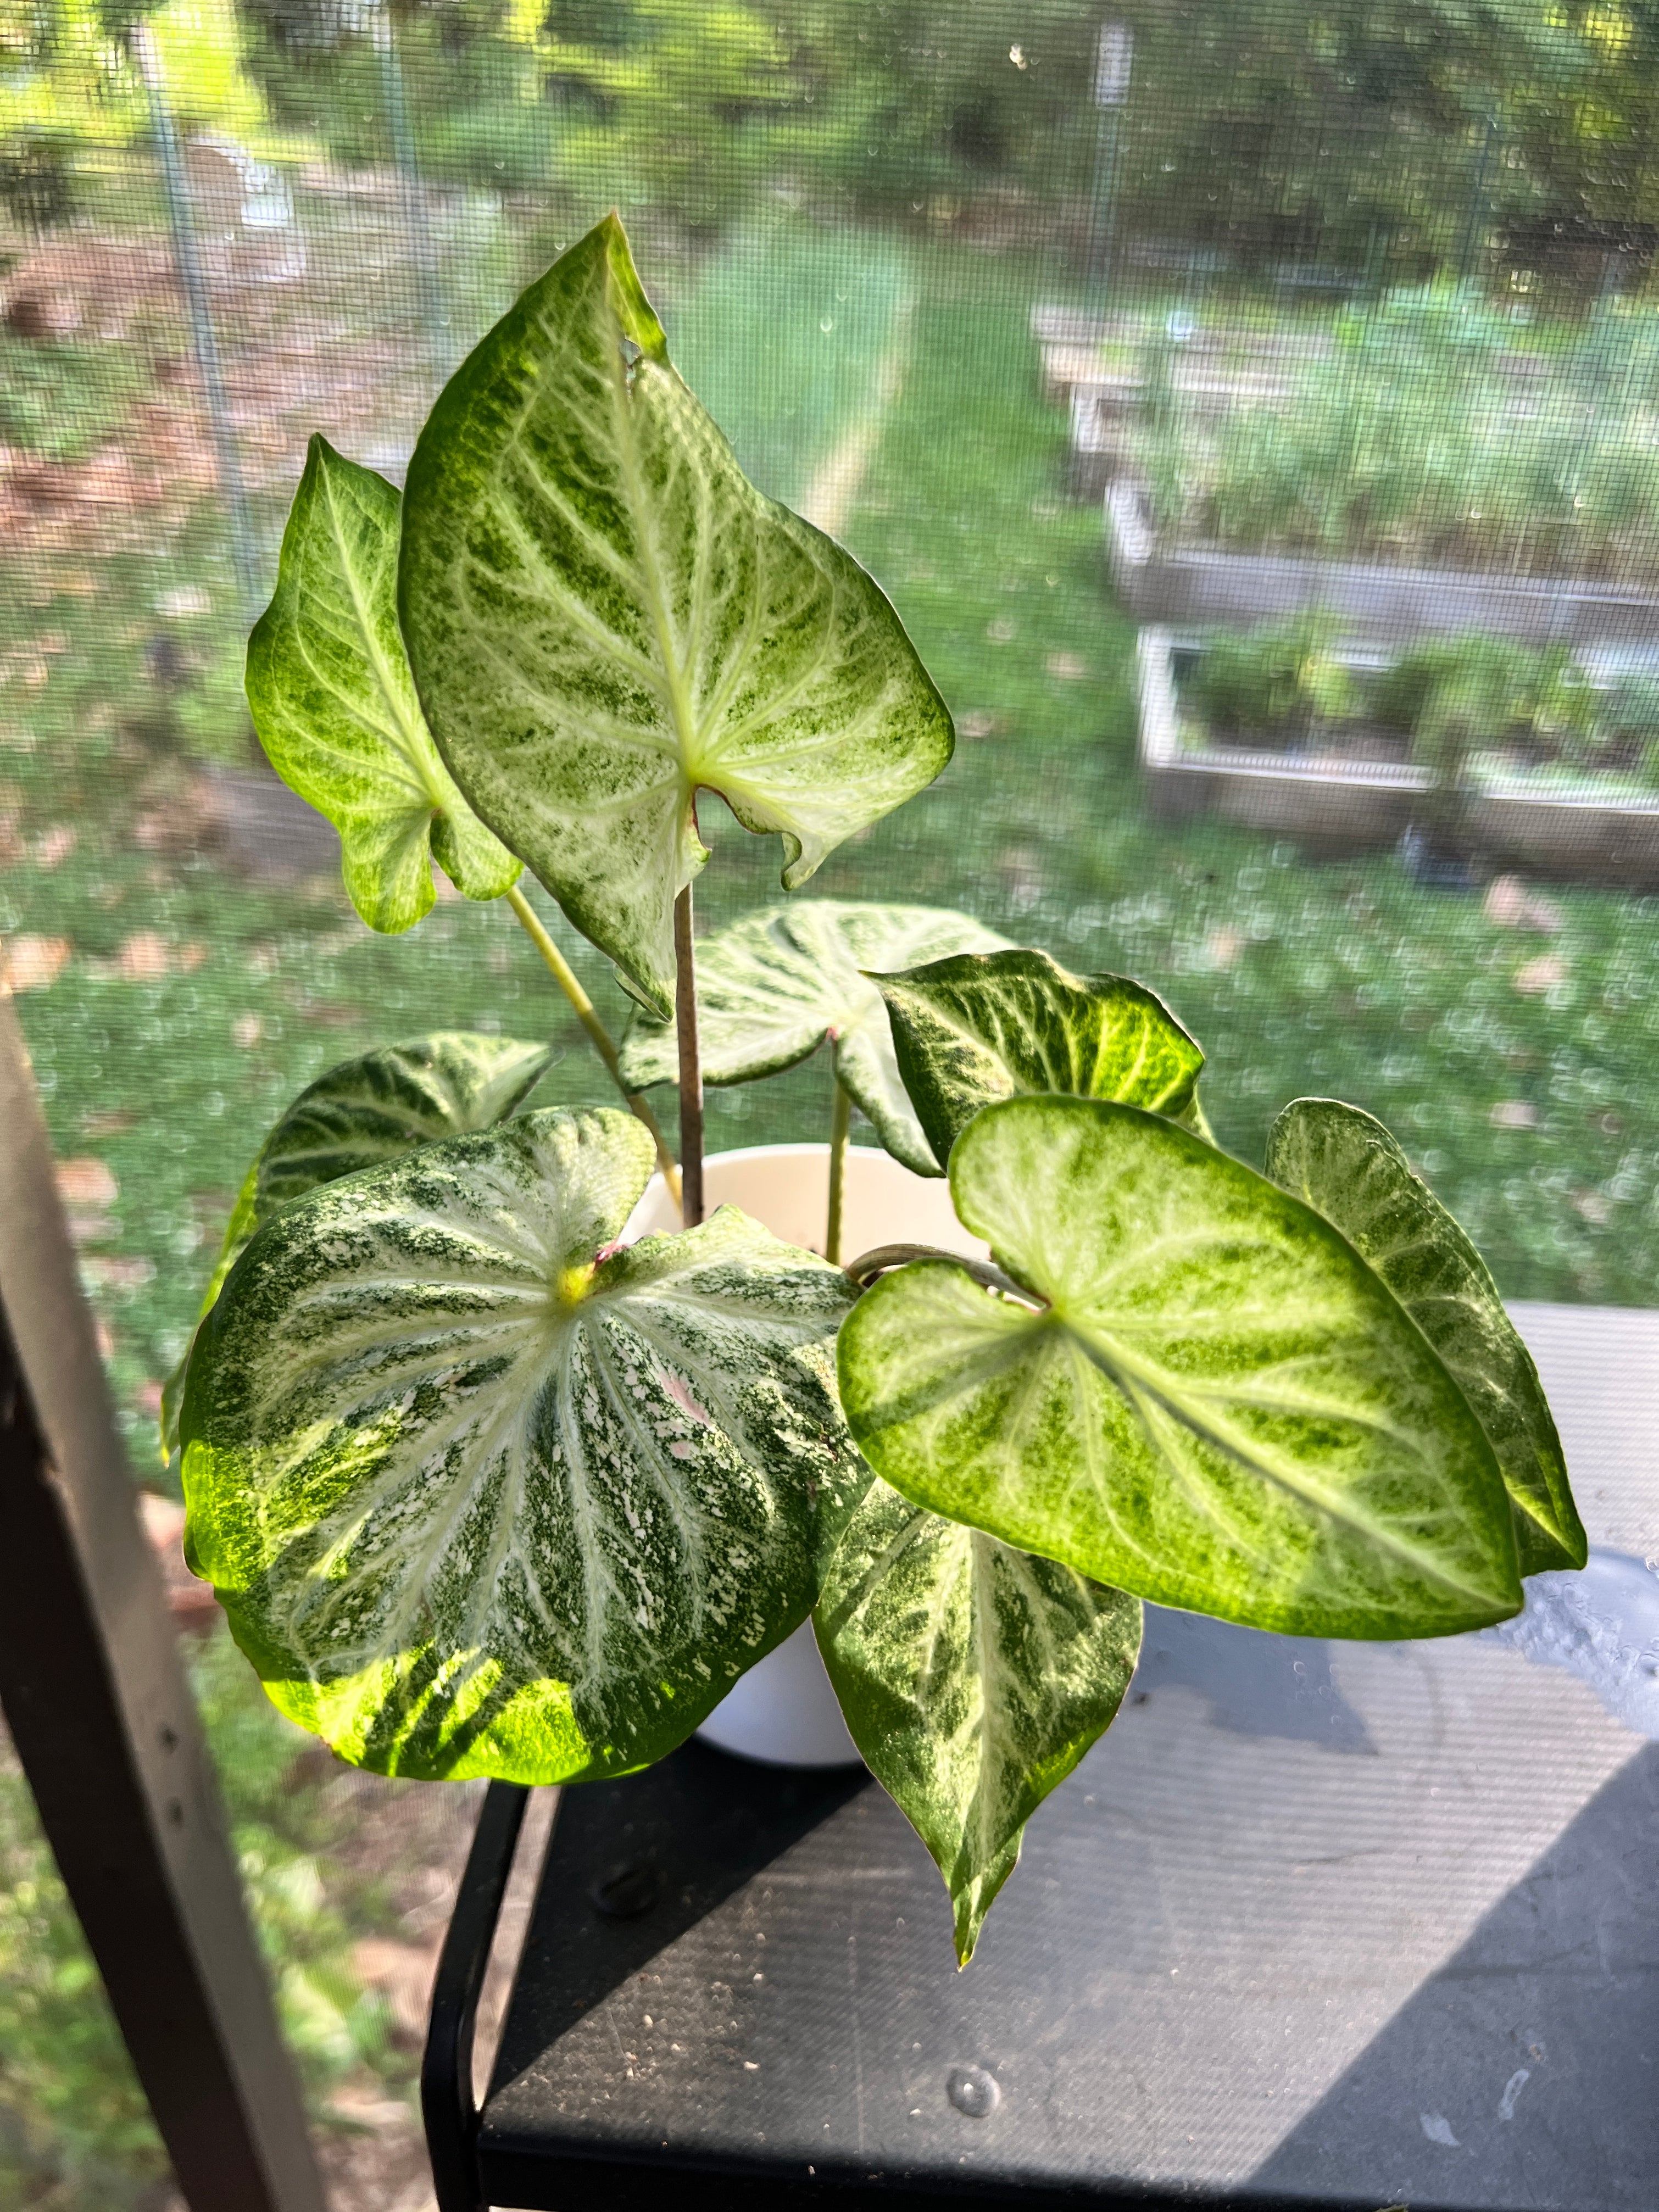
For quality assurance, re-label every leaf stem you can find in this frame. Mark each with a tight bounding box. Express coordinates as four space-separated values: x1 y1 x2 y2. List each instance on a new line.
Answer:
843 1244 1044 1306
674 883 704 1227
826 1077 853 1266
504 882 681 1203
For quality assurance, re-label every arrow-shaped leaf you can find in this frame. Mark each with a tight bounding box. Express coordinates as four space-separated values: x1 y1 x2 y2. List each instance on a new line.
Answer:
816 1478 1140 1964
247 436 521 933
396 214 954 1018
618 900 1010 1175
1266 1097 1585 1576
876 949 1205 1169
182 1107 870 1782
160 1033 554 1461
838 1096 1522 1641
252 1030 557 1213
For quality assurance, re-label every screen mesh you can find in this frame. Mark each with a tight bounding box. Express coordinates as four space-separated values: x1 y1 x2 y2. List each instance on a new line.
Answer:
3 4 1658 2203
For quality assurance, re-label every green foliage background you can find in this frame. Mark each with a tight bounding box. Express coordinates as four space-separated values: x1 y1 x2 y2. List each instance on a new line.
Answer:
11 0 1659 260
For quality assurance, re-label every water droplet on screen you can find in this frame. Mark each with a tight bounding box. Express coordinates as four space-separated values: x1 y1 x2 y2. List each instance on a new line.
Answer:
946 2063 1000 2118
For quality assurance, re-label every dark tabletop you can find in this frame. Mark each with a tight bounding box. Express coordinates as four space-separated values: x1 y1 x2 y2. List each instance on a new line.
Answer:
476 1303 1659 2211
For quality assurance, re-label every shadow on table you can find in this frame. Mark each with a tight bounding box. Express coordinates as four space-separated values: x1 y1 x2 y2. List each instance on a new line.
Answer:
1135 1605 1377 1754
1248 1741 1659 2212
489 1739 872 2092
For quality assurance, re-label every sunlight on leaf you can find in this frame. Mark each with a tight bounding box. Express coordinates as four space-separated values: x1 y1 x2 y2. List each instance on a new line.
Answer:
876 947 1205 1168
247 436 521 933
397 214 954 1017
182 1108 870 1781
1266 1097 1585 1575
838 1096 1522 1640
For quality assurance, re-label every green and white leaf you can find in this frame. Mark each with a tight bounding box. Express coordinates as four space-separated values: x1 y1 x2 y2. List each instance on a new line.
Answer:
838 1096 1522 1641
396 214 954 1019
159 1158 260 1465
816 1479 1140 1964
1266 1097 1585 1576
159 1034 554 1462
182 1107 870 1782
253 1030 556 1213
247 435 521 933
876 948 1206 1170
619 901 1009 1175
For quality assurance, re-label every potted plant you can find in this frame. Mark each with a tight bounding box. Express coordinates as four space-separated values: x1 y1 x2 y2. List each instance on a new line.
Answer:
172 216 1585 1966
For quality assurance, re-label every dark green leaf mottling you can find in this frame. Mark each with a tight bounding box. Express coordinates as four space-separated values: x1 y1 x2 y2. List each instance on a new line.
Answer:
877 948 1205 1168
397 215 954 1017
619 899 1008 1174
182 1107 871 1783
817 1479 1140 1963
247 437 520 932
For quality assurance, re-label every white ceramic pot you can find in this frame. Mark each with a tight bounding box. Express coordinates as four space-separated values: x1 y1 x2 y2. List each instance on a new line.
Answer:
622 1141 990 1767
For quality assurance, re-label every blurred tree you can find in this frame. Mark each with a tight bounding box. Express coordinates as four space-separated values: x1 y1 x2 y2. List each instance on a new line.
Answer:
538 0 797 226
0 0 287 227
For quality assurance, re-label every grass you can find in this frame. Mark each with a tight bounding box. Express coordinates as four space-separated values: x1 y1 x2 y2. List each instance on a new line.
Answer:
791 252 1659 1311
8 219 1659 2205
0 332 147 464
669 208 914 509
1 1625 452 2208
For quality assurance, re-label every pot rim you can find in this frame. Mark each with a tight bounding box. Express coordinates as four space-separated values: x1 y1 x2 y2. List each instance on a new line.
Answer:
660 1139 894 1166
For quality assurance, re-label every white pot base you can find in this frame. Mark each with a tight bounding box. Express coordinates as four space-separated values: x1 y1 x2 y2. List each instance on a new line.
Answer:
623 1142 990 1769
695 1620 862 1768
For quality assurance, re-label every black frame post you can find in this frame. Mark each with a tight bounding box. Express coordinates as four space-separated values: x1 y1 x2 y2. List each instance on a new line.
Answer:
0 983 326 2212
422 1780 531 2212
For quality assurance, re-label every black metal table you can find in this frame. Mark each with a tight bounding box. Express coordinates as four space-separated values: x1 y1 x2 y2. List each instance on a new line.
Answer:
425 1303 1659 2211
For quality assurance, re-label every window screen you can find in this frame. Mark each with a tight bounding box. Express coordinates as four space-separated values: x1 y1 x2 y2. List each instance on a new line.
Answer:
3 4 1657 2203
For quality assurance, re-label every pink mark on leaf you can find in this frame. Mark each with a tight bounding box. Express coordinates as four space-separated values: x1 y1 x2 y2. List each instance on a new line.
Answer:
661 1370 712 1424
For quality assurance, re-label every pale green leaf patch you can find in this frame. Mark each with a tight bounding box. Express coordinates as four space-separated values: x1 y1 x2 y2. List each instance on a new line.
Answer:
838 1096 1522 1641
181 1107 870 1782
876 949 1206 1169
1266 1097 1585 1576
816 1479 1140 1964
159 1034 555 1463
396 214 954 1019
247 436 521 933
618 900 1009 1175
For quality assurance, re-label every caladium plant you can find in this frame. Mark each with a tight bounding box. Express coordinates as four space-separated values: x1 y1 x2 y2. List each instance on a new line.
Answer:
172 214 1582 1968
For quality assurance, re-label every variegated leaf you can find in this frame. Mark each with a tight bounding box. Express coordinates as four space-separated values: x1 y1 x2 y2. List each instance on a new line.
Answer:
396 214 954 1018
159 1034 555 1462
618 901 1010 1175
182 1107 870 1782
816 1479 1140 1964
159 1158 259 1469
253 1030 556 1213
837 1096 1522 1641
247 436 521 933
1266 1097 1585 1576
876 948 1205 1170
